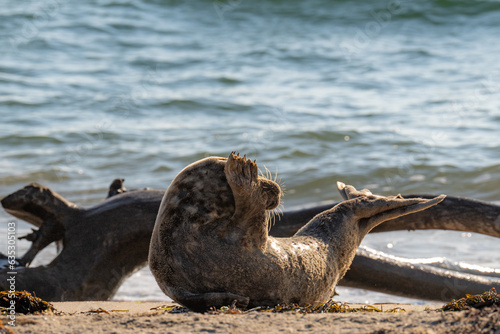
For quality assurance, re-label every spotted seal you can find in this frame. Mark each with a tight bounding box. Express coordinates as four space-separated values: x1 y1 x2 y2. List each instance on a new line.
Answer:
148 153 446 311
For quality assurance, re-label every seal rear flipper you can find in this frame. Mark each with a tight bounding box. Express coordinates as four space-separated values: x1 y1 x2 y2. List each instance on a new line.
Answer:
336 182 446 233
363 195 446 229
337 182 378 200
175 291 250 313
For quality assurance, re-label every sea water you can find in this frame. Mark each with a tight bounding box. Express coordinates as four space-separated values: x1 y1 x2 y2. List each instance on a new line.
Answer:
0 0 499 304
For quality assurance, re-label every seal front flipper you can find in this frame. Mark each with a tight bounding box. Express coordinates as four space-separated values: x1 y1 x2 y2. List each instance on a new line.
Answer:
222 152 281 250
224 152 261 219
175 290 250 312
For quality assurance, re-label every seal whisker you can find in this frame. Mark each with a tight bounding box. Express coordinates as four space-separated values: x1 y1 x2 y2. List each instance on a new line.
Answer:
267 203 284 231
266 211 274 231
260 165 271 180
269 204 284 231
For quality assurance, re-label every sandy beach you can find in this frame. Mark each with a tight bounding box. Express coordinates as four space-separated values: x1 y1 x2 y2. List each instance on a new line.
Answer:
2 301 499 334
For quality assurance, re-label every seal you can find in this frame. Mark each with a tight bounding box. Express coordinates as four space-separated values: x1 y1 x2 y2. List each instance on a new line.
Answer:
148 152 446 312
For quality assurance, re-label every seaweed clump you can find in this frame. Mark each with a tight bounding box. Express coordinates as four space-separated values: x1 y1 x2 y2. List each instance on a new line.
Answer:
0 291 55 314
441 288 500 311
197 300 404 314
267 300 355 313
156 299 407 314
151 305 189 313
264 300 404 314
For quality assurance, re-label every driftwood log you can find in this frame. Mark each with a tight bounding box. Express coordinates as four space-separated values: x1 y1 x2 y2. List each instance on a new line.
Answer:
1 181 499 302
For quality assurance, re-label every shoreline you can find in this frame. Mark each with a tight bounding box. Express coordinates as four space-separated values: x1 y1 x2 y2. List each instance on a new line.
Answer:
2 301 498 334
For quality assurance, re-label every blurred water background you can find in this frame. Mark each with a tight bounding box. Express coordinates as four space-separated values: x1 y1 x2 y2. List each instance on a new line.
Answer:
0 0 499 304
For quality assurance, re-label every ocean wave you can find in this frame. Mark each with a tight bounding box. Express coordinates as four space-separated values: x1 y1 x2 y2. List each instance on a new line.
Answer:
386 0 500 24
287 130 352 142
0 95 50 107
149 98 251 113
0 134 63 145
203 0 500 21
0 169 71 187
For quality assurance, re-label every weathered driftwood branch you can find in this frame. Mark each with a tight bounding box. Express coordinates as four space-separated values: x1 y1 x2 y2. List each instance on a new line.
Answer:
1 182 499 301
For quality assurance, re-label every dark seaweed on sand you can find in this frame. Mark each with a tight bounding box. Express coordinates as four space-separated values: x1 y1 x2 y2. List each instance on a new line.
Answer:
160 300 405 314
0 290 54 314
441 288 500 311
152 305 190 313
263 300 404 314
266 300 356 313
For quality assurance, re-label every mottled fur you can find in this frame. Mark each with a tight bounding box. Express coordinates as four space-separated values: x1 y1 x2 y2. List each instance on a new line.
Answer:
149 153 445 312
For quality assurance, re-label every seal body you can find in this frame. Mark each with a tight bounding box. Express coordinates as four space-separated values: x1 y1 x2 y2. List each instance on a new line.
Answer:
149 153 445 311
